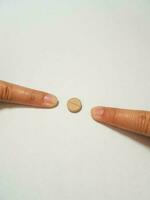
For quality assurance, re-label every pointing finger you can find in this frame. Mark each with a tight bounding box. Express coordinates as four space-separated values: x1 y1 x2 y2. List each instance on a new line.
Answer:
91 106 150 137
0 80 58 108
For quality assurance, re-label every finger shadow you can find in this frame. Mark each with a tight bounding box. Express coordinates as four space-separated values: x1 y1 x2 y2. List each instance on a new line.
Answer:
105 124 150 149
0 102 27 109
0 102 40 110
0 102 58 110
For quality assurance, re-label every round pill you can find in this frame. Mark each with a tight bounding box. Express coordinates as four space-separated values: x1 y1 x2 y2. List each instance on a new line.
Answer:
67 98 82 113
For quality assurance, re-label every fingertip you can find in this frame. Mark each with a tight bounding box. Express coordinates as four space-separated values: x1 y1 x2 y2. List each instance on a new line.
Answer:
91 106 105 122
43 94 59 108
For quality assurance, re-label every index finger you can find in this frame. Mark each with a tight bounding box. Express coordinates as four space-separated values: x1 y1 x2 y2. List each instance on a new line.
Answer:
91 106 150 137
0 80 58 108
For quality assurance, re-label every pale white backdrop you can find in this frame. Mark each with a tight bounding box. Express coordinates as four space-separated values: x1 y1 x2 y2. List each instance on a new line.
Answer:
0 0 150 200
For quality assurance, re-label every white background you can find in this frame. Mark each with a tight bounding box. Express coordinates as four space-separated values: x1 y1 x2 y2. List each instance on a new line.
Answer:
0 0 150 199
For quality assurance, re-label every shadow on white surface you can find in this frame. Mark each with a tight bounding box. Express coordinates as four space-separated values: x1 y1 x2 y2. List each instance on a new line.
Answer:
0 102 58 110
108 125 150 149
1 102 150 149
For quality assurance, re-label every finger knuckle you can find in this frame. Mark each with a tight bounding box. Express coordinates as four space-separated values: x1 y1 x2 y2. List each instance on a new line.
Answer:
137 112 150 134
29 91 36 102
110 109 119 124
0 85 12 101
28 91 43 103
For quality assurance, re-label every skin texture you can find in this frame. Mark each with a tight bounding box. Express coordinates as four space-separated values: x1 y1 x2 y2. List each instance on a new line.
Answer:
0 80 58 108
91 107 150 137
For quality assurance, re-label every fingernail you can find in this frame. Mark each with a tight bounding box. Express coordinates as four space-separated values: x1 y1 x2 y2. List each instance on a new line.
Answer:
43 94 58 108
91 107 105 122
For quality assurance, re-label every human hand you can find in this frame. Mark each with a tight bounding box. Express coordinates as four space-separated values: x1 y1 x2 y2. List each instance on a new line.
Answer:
1 81 150 137
0 80 58 108
91 107 150 137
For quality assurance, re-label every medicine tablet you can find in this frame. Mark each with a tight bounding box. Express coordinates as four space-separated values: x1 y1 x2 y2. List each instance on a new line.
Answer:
67 98 82 113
